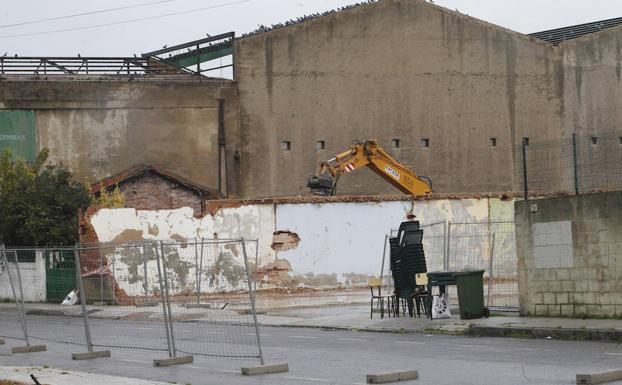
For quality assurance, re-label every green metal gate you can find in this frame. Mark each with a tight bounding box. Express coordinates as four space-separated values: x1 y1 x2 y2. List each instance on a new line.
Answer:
45 249 76 303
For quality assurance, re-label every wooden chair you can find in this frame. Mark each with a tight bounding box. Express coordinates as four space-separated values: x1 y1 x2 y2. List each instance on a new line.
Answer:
369 278 394 319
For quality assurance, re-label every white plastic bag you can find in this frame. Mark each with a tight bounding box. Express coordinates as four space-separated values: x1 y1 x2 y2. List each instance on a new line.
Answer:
61 289 79 305
431 292 451 319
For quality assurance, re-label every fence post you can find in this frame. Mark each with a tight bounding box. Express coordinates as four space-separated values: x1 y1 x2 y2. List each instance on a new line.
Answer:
380 234 389 283
444 222 451 270
4 248 30 346
198 237 204 304
442 220 447 271
159 241 177 357
241 238 265 365
572 133 579 195
487 233 496 308
154 242 173 357
74 245 94 352
142 244 149 302
522 140 528 199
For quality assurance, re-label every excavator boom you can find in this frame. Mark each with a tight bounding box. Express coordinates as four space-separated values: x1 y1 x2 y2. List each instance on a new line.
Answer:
307 140 432 196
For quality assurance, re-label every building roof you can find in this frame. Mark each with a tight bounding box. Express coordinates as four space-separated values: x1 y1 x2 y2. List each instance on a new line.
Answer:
91 164 221 199
529 17 622 45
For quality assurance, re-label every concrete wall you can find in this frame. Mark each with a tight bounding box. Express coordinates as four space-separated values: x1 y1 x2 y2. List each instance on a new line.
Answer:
0 251 46 302
89 196 514 290
516 192 622 317
234 0 564 197
561 25 622 137
0 78 241 195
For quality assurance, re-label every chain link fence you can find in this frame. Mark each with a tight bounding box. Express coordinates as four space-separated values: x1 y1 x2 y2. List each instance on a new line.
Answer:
0 239 264 364
517 131 622 197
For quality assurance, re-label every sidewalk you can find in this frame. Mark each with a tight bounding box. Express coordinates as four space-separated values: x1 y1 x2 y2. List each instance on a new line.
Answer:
0 366 170 385
3 289 622 342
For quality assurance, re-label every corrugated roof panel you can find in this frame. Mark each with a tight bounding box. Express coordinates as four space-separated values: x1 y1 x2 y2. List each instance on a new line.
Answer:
529 17 622 45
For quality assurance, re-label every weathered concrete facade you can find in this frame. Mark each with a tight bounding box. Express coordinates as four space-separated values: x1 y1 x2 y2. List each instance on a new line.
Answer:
516 192 622 317
235 0 564 197
2 0 622 199
0 78 241 195
561 26 622 137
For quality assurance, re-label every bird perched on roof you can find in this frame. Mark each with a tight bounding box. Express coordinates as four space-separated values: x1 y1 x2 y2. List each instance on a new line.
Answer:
206 33 211 37
162 44 167 49
2 52 6 57
77 53 81 57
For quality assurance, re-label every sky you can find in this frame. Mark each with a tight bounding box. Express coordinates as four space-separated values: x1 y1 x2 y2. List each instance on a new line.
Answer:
0 0 620 57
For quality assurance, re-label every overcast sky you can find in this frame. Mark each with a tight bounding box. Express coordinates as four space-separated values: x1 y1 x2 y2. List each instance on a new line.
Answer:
0 0 620 57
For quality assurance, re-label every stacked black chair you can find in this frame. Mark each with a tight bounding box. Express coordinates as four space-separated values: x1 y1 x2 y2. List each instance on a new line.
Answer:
389 221 429 317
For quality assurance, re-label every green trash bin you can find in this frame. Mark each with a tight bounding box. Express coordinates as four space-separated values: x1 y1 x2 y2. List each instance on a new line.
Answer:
453 270 487 320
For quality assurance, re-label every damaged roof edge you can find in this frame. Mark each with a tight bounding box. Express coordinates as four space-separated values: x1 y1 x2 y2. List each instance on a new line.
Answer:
206 192 520 207
237 0 555 49
92 164 222 199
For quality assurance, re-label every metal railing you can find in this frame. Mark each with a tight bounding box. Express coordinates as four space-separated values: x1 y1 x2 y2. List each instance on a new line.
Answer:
0 56 191 76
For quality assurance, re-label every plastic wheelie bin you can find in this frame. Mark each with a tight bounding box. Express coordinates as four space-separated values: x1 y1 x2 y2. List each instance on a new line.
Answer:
453 270 488 319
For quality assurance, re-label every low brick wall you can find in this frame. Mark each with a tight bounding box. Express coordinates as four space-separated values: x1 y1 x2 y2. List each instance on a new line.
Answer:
516 192 622 317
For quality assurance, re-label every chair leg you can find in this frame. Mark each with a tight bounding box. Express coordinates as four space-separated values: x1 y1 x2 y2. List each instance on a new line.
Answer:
370 298 374 319
380 298 384 319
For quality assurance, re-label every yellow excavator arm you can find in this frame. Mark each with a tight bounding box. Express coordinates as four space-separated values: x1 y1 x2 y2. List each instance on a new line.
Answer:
308 140 432 196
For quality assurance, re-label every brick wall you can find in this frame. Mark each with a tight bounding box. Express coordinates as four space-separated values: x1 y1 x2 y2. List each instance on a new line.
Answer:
516 192 622 317
119 173 202 215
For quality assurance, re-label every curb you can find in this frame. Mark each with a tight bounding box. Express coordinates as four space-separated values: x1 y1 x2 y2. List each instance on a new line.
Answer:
467 325 622 342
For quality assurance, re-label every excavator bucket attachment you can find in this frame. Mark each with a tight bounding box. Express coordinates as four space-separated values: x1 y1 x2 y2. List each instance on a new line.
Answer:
307 174 334 196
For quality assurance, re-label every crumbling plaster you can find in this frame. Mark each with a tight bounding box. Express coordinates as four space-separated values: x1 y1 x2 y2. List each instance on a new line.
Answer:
90 197 514 290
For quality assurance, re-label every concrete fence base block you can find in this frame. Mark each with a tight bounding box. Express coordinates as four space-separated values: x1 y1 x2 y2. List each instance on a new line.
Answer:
367 370 419 384
241 363 289 376
153 355 193 367
11 345 47 354
577 370 622 385
72 350 111 360
185 303 212 309
0 339 5 345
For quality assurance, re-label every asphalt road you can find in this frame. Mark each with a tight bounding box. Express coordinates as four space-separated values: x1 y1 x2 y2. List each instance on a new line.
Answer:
2 313 622 385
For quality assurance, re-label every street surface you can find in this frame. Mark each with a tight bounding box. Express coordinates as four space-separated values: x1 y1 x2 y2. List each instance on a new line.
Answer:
2 313 622 384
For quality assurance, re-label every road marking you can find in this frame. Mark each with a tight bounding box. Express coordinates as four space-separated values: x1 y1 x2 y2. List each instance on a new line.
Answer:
395 341 425 345
339 338 367 342
290 335 317 339
457 344 488 349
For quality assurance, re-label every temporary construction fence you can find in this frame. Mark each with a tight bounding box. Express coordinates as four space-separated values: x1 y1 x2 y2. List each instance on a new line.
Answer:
0 238 264 365
381 220 518 310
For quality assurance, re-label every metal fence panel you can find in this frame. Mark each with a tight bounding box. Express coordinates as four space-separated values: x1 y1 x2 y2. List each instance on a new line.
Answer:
447 221 518 309
517 132 622 197
160 239 263 361
77 242 171 354
0 246 30 344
